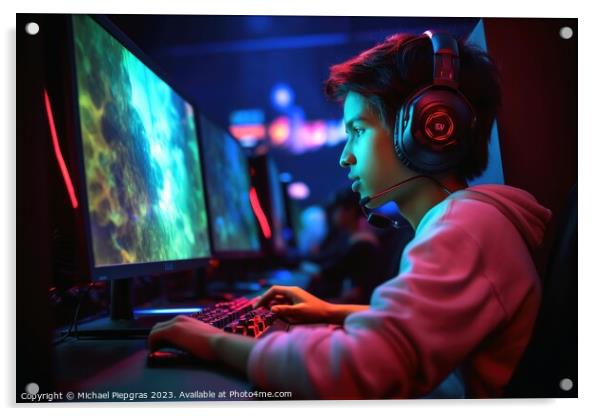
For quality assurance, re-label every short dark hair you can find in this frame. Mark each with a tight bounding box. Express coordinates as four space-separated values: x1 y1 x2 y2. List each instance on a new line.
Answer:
324 33 502 180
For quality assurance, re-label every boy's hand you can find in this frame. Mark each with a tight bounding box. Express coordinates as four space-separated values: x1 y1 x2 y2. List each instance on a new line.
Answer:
148 315 222 360
254 285 333 324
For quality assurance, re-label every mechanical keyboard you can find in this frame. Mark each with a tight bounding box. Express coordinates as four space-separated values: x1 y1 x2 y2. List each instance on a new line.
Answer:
147 297 285 366
189 297 279 338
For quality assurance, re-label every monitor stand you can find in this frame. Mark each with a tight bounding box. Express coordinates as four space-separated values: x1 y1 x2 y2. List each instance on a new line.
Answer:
71 279 180 339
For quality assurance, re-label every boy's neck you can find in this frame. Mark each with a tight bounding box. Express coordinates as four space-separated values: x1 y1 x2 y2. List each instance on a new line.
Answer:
395 175 467 230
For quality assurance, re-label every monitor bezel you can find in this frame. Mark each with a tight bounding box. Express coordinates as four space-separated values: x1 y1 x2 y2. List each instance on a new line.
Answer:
248 153 290 257
197 114 264 260
265 155 290 255
68 14 213 280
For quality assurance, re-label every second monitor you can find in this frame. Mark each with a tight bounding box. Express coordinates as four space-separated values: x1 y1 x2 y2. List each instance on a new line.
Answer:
199 115 262 258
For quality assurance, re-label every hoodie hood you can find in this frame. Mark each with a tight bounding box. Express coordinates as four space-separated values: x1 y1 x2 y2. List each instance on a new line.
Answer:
452 184 553 251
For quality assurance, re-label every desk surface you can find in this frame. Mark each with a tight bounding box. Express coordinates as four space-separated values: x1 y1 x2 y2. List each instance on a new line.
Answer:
54 337 254 401
52 271 313 402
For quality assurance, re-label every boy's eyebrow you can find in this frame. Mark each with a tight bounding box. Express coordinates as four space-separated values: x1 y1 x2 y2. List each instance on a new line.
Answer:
344 116 369 130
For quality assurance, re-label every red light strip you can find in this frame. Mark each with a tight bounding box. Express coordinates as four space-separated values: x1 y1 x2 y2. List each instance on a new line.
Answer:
43 89 79 209
249 187 272 239
229 124 266 140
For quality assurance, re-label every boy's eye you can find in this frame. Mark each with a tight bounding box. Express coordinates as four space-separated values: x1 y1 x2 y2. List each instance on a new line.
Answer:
351 127 365 136
345 126 366 141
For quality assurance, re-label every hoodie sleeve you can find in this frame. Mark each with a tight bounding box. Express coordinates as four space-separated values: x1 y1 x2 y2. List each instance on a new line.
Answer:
247 220 509 399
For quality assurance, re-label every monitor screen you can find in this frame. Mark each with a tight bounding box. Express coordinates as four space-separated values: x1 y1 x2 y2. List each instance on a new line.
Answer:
72 15 211 271
199 116 262 254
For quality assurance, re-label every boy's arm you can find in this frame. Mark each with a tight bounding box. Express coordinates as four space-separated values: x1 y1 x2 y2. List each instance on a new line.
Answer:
210 332 258 373
325 303 370 324
148 302 369 375
254 285 369 324
205 303 369 372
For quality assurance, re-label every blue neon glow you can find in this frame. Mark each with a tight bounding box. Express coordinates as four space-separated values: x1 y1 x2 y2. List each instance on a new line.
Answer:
272 83 294 109
279 172 293 182
166 32 349 56
134 307 202 315
230 108 265 126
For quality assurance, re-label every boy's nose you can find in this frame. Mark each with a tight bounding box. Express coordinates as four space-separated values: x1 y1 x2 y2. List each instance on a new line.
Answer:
339 144 356 168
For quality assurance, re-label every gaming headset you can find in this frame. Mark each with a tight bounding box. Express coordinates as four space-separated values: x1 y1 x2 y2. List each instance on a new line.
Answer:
393 30 477 175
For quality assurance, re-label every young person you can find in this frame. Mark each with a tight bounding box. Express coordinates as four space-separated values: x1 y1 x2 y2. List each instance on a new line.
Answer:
148 31 551 399
307 188 385 304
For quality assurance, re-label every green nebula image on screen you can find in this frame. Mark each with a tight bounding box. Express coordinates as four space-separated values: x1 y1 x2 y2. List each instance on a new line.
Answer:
72 15 211 267
200 116 261 253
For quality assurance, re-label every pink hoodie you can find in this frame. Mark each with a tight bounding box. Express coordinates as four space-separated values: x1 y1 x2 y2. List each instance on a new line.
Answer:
247 185 552 399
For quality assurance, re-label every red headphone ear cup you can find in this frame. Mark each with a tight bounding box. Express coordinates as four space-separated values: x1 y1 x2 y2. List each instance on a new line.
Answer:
395 88 475 174
394 108 421 173
393 108 410 167
396 142 423 173
422 109 456 144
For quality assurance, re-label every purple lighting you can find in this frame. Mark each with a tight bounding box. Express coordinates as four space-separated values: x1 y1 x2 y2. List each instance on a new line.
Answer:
288 181 310 200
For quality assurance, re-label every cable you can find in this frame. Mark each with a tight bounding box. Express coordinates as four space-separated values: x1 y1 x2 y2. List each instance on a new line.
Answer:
52 283 93 345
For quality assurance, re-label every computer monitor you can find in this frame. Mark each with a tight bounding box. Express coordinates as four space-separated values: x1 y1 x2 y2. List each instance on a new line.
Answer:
281 180 302 251
69 15 214 326
266 157 289 254
249 154 289 256
71 15 212 282
198 115 262 257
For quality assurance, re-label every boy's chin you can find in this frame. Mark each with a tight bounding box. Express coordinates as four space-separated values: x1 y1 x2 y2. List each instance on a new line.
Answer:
363 197 383 210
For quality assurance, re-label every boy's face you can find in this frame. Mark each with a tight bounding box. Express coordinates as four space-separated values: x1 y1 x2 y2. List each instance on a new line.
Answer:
339 92 412 209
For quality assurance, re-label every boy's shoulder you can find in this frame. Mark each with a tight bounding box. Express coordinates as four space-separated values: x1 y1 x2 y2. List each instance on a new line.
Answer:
419 184 551 254
417 191 507 239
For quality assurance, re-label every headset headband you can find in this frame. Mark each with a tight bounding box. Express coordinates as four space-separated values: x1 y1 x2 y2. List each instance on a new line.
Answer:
423 30 460 89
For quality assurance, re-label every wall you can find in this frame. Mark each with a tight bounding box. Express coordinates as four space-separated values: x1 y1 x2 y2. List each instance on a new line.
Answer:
484 18 577 273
